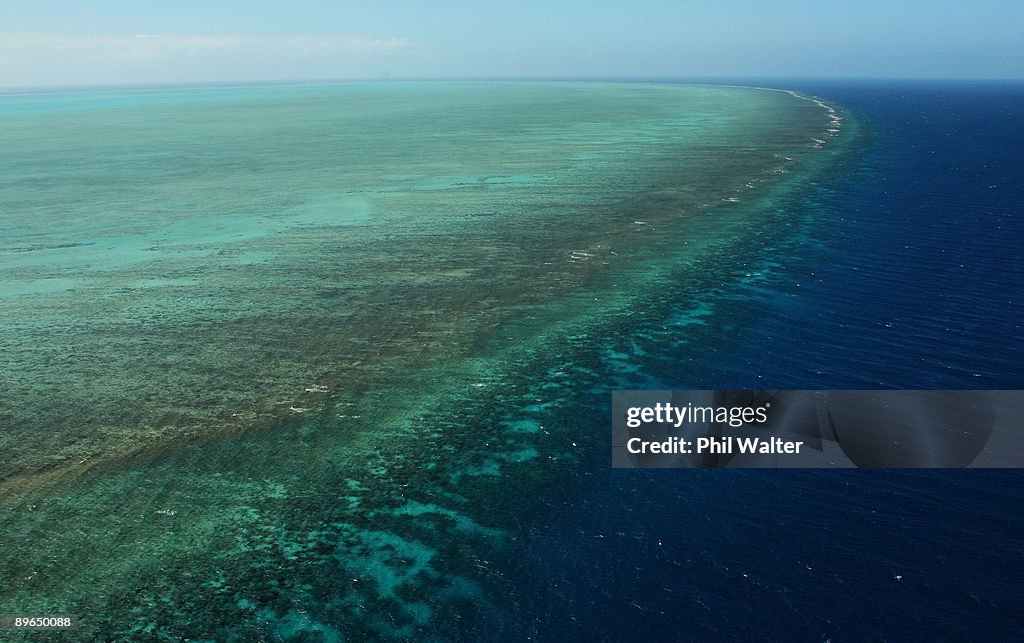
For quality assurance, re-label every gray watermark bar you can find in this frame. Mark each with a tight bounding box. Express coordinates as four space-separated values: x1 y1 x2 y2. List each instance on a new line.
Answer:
612 390 1024 468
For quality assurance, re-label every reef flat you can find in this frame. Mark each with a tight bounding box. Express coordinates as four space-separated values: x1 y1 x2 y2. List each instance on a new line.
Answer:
0 81 844 639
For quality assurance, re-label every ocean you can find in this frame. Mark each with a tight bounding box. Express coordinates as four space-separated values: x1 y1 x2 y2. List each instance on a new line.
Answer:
0 80 1021 640
495 79 1024 641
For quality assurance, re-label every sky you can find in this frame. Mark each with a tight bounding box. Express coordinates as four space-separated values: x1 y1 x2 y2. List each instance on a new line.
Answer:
1 1 1022 87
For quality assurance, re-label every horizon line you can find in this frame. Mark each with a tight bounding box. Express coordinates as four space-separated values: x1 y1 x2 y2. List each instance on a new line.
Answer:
3 74 1023 93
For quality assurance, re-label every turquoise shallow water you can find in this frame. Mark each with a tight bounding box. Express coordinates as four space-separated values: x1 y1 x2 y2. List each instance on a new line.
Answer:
0 82 843 639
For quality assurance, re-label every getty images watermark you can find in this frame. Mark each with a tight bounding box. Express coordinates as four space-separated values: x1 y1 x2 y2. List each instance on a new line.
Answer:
612 390 1024 468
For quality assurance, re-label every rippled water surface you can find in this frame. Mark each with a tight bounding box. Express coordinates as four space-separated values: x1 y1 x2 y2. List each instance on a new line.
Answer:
1 80 1020 641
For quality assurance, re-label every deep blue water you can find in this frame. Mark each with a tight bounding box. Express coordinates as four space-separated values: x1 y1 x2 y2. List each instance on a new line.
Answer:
490 81 1024 641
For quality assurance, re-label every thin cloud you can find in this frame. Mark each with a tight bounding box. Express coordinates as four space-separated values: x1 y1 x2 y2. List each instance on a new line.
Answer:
0 32 412 62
